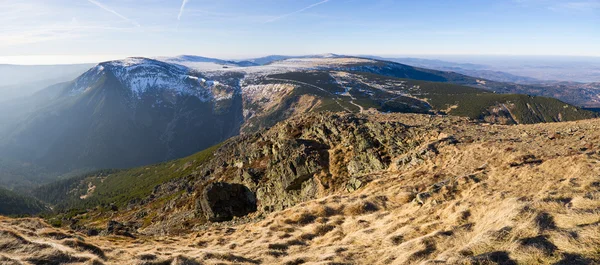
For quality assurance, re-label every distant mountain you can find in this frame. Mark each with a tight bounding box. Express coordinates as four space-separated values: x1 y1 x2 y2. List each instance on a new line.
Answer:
157 55 259 69
0 58 243 173
241 70 595 131
339 56 600 107
0 64 95 87
247 53 343 65
247 55 294 65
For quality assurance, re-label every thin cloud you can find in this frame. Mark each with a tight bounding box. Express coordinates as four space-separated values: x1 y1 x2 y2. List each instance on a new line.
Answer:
551 1 600 11
265 0 331 23
87 0 140 27
178 0 190 20
514 0 600 11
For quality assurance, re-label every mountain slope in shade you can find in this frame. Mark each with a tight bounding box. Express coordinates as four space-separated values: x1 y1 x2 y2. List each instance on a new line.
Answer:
0 58 243 172
0 187 47 215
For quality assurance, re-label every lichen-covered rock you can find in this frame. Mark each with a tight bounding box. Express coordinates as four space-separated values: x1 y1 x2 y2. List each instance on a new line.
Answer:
346 177 363 192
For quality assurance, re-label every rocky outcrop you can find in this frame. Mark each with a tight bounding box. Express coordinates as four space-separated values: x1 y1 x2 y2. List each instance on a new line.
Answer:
204 113 425 216
68 113 466 233
103 220 136 238
141 113 450 227
10 111 600 264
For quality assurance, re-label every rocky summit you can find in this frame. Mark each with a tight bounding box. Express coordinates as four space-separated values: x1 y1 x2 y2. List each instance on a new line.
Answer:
3 111 600 264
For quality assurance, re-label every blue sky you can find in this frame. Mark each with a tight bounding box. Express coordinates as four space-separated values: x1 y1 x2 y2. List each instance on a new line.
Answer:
0 0 599 64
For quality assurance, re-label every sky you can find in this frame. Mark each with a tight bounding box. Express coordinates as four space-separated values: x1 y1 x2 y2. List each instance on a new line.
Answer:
0 0 599 64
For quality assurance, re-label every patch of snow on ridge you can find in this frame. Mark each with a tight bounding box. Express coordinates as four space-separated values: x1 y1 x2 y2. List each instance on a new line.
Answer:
155 55 244 71
152 56 379 75
269 57 377 68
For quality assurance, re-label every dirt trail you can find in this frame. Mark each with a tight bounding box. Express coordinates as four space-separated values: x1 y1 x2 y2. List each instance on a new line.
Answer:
349 100 364 113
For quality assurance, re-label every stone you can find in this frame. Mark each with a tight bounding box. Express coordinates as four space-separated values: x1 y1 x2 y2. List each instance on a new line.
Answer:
104 220 135 238
346 177 363 192
86 228 99 236
200 182 257 222
414 192 431 205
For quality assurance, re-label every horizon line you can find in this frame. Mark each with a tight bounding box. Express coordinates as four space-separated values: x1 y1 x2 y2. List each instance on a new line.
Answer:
1 53 600 65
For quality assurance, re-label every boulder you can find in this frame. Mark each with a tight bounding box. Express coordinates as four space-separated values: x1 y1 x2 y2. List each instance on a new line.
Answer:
346 177 363 192
104 220 135 238
200 182 257 222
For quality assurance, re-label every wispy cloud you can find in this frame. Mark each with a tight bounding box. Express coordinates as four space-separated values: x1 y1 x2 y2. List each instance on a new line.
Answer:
178 0 190 20
0 22 144 48
265 0 331 23
550 0 600 11
87 0 140 27
514 0 600 12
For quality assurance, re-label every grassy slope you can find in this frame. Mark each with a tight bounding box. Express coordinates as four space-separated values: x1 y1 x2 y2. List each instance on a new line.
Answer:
242 78 351 132
34 144 221 212
427 93 598 123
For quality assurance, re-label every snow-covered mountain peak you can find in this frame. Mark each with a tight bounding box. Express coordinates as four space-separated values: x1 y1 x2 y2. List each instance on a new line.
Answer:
70 57 217 101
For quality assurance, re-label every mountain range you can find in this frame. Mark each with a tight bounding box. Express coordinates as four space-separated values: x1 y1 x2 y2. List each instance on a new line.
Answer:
0 55 596 190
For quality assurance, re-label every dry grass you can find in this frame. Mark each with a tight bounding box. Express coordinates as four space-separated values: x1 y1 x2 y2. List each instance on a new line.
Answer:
343 201 379 216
